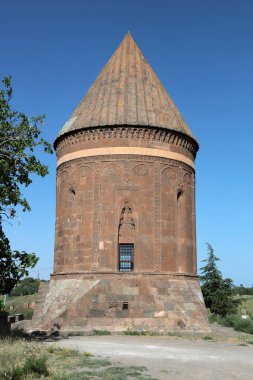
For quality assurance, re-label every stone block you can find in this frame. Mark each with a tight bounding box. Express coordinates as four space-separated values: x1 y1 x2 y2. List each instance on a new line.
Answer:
164 302 174 311
34 274 210 333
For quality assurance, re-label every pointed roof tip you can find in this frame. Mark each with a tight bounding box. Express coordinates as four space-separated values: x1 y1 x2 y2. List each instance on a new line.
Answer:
58 33 197 143
124 30 133 39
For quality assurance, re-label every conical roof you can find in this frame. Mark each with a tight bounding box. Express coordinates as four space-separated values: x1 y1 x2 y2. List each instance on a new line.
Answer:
58 33 195 140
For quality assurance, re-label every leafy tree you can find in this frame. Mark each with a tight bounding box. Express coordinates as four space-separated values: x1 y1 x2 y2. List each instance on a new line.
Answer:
0 76 52 294
10 277 40 297
200 243 240 317
0 226 38 294
234 284 253 296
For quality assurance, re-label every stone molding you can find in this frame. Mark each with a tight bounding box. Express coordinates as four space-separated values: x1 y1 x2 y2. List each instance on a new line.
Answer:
51 271 200 279
54 126 199 157
57 146 195 169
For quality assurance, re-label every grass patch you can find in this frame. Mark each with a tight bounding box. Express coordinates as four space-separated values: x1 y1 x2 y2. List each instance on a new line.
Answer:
239 296 253 318
1 355 49 379
202 335 214 341
123 329 183 337
64 331 86 337
0 337 156 379
123 330 143 336
92 330 111 336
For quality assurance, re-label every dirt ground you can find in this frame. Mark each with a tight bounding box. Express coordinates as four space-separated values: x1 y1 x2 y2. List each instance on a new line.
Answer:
52 329 253 380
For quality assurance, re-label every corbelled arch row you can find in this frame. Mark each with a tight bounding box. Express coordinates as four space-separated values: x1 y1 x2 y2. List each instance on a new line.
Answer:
33 33 210 333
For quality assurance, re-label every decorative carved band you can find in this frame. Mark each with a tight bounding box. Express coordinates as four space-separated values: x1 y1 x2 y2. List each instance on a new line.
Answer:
57 147 195 169
57 154 194 175
54 126 198 157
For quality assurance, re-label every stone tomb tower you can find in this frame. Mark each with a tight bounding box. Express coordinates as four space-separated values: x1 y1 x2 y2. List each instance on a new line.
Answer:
35 33 209 332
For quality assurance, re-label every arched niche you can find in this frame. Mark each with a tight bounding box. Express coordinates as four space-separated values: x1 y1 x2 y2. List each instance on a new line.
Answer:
160 166 178 271
118 201 136 272
177 172 193 273
101 163 122 181
132 164 149 177
161 166 177 183
77 165 94 211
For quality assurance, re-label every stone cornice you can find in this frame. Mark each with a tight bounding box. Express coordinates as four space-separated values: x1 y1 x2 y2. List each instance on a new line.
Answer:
54 125 199 158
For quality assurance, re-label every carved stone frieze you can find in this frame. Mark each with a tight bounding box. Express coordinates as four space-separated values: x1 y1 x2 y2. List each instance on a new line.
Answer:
55 126 198 158
57 155 195 175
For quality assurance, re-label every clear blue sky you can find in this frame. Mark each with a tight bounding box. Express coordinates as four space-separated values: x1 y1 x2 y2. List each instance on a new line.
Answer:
1 0 252 285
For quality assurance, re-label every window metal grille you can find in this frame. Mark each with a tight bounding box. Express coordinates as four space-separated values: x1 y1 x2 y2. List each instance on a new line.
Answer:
119 244 134 272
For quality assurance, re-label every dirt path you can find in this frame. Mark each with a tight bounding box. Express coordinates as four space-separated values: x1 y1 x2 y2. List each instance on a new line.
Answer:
53 335 253 380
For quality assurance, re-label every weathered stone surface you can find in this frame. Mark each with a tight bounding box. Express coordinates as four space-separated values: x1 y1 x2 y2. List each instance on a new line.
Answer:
33 274 210 332
53 156 197 275
32 33 209 333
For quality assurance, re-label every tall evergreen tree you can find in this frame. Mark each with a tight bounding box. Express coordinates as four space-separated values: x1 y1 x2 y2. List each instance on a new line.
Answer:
200 243 240 317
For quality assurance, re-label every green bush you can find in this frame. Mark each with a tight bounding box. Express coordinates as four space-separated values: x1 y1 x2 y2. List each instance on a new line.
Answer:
234 318 253 334
10 278 39 297
23 355 49 376
123 330 142 336
212 314 253 335
208 314 218 324
0 299 5 311
0 355 49 379
202 335 214 341
219 314 238 328
234 285 253 296
92 330 111 335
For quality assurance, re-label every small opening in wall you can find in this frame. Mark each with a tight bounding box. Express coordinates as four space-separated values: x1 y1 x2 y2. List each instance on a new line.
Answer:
69 188 75 196
122 302 128 310
177 190 183 201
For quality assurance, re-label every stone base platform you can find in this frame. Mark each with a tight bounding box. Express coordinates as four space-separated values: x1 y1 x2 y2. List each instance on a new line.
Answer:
32 273 210 333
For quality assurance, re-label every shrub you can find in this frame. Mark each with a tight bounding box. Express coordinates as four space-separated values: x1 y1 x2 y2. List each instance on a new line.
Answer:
219 314 238 328
0 355 49 379
123 330 142 335
202 335 214 341
212 314 253 335
234 318 253 334
92 330 111 335
10 278 39 297
0 299 5 311
22 355 49 376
